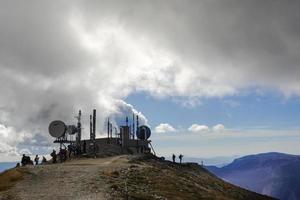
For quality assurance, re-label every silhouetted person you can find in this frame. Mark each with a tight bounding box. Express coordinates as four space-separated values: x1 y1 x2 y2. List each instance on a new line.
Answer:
50 150 57 163
63 148 67 161
59 149 63 162
179 154 183 164
172 154 176 163
68 144 76 158
59 148 67 162
42 156 47 164
34 155 39 165
21 154 33 166
21 154 26 166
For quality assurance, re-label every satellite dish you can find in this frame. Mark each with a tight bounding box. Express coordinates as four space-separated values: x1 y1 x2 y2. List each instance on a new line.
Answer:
49 120 66 138
137 125 151 140
67 125 77 135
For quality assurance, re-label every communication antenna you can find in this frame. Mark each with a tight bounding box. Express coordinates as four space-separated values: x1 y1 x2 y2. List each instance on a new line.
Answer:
132 113 135 139
136 115 139 135
90 115 93 140
92 109 96 139
92 109 96 156
136 125 151 140
110 123 113 138
48 119 79 149
49 120 66 138
107 117 110 139
75 110 82 144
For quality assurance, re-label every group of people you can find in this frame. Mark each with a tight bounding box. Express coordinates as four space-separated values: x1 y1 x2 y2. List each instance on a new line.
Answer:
49 144 79 164
20 154 47 166
172 154 184 163
18 143 80 167
50 149 66 163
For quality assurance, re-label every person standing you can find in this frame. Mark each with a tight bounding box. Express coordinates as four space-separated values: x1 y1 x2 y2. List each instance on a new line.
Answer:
50 149 57 163
21 154 26 166
42 156 47 164
179 154 183 164
172 154 176 163
34 155 39 165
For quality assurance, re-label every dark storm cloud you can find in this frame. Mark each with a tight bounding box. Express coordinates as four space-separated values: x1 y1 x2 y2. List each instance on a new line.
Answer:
71 0 300 98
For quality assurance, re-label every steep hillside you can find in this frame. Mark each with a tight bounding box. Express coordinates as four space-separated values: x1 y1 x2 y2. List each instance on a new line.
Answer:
206 152 300 200
0 155 275 200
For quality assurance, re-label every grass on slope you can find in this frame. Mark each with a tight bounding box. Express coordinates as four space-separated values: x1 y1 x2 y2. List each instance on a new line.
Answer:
101 156 275 200
0 168 27 191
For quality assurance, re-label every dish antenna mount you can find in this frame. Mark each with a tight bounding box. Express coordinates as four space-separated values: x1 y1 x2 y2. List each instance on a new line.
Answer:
48 120 67 138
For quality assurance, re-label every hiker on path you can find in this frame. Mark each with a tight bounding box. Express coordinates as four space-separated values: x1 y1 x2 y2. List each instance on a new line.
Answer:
68 144 76 158
172 154 176 163
21 154 26 166
21 154 33 166
50 149 57 163
42 156 47 164
179 154 183 164
59 148 67 162
34 155 39 165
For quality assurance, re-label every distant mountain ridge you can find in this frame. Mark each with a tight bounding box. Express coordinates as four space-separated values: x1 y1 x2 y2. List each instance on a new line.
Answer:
206 152 300 200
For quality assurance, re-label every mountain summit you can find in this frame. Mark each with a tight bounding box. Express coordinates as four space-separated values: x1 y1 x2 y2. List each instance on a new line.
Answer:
0 155 274 200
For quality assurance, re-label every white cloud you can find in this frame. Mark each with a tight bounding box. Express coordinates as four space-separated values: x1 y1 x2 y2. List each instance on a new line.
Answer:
212 124 226 133
0 124 33 160
188 124 225 133
155 123 176 133
188 124 210 133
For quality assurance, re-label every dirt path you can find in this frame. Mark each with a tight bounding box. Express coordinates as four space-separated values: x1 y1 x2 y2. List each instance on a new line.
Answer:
0 155 130 200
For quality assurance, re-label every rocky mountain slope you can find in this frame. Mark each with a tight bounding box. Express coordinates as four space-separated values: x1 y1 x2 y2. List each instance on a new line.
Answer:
206 152 300 200
0 155 275 200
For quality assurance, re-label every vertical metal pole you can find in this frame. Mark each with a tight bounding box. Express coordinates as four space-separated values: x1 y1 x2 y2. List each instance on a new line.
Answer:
77 110 81 141
93 109 96 139
136 115 139 149
90 115 93 140
107 118 110 139
76 110 82 154
92 109 96 156
110 123 112 138
136 115 139 135
132 113 135 140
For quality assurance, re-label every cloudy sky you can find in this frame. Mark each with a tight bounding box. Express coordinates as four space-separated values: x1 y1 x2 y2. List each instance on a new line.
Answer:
1 0 300 161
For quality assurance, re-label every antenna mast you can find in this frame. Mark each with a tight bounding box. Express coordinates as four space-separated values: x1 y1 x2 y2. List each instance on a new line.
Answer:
132 113 135 140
